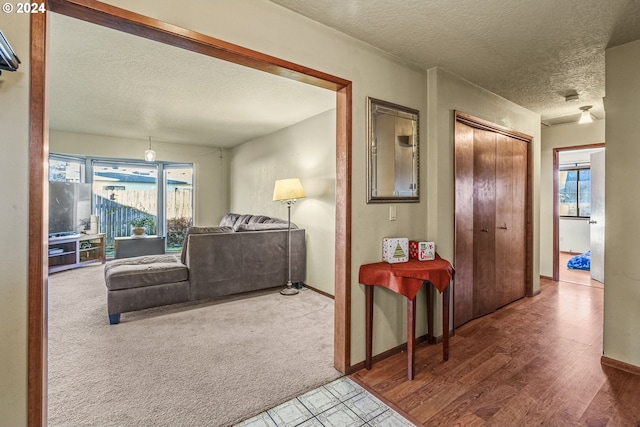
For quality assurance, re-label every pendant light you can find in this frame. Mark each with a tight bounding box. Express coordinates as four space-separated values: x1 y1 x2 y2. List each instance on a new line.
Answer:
144 136 156 162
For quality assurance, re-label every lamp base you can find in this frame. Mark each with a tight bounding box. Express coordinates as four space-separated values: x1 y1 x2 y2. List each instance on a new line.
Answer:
280 281 299 296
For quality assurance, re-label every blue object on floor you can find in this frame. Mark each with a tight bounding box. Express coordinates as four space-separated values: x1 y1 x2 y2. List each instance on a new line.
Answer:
567 250 591 270
109 313 121 325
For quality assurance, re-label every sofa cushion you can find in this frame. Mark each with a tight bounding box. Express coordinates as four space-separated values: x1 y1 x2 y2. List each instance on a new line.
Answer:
219 213 250 227
105 254 179 270
219 213 294 228
105 255 188 291
236 214 256 225
219 213 236 227
246 215 272 224
262 218 291 224
233 223 292 232
188 226 233 234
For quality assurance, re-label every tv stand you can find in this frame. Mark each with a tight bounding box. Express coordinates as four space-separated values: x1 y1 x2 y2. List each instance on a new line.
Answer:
48 233 106 273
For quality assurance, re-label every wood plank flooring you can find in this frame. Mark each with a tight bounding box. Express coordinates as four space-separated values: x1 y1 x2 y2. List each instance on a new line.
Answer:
350 278 640 426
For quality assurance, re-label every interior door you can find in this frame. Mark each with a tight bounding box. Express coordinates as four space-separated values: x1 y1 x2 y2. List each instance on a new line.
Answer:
495 134 527 308
454 112 531 329
454 120 475 327
472 128 497 318
590 150 605 283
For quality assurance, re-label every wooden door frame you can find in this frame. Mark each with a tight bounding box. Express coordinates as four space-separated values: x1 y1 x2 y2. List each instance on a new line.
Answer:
454 111 535 324
29 1 352 424
552 143 605 281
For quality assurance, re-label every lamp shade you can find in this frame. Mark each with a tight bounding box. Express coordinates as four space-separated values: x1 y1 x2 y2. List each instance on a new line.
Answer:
273 178 306 201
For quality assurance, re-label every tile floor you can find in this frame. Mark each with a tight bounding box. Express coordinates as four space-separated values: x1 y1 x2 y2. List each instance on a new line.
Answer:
235 377 416 427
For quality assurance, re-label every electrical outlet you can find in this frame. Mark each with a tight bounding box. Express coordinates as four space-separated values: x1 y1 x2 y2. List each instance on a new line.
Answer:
389 205 397 221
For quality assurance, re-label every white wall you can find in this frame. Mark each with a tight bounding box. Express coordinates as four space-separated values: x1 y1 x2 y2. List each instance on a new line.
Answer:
540 120 605 276
604 39 640 368
0 12 29 427
559 220 590 253
229 110 336 296
50 131 229 225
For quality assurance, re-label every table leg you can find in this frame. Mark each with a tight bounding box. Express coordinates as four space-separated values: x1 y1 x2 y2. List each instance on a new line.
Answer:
365 285 373 370
426 283 434 344
442 284 450 361
407 296 416 380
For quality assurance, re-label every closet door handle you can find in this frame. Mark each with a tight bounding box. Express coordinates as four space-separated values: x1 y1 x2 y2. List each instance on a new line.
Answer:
481 229 489 233
498 226 508 230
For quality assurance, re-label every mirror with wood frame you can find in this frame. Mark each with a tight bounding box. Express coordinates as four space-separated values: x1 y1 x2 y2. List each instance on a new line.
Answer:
367 97 419 203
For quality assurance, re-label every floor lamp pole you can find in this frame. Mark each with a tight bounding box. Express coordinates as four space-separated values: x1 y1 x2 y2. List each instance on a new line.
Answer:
281 200 299 295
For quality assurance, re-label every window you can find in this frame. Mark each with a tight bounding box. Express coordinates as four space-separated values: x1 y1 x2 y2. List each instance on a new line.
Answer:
49 155 85 182
49 154 193 256
92 161 159 252
164 165 193 252
559 167 591 217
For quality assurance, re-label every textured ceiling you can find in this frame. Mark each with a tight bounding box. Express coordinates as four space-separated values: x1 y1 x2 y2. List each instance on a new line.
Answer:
50 1 640 146
270 0 640 125
49 14 336 148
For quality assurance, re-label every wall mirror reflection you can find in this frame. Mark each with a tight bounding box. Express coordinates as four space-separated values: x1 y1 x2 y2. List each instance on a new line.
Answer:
367 97 419 203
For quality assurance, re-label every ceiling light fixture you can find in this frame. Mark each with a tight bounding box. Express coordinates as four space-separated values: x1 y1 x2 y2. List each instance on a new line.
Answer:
144 137 156 162
578 106 593 124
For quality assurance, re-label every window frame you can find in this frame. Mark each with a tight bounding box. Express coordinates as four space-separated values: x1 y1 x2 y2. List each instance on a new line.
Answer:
163 163 194 252
49 154 86 183
558 165 591 219
49 153 194 252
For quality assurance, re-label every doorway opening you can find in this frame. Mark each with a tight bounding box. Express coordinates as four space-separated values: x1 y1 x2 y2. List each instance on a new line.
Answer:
553 144 605 287
29 2 352 425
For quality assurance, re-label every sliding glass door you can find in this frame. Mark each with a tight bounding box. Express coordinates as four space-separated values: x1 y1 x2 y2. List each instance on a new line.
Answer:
164 165 193 252
92 161 159 254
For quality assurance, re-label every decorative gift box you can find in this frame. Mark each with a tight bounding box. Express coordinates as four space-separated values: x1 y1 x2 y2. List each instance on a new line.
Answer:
382 237 409 263
409 240 436 261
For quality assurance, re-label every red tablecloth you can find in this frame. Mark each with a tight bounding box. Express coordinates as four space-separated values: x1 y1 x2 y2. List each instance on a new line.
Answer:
358 255 454 300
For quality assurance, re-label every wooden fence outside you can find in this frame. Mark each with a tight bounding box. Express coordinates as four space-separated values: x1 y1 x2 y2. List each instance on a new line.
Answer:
93 188 192 249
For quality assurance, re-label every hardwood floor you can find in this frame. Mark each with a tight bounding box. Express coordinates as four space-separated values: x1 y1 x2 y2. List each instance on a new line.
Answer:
350 278 640 426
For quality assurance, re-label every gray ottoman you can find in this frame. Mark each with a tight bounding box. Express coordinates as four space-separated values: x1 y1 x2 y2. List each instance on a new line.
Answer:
104 254 190 324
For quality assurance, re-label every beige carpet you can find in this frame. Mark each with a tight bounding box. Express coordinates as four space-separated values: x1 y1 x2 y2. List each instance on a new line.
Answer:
48 263 341 427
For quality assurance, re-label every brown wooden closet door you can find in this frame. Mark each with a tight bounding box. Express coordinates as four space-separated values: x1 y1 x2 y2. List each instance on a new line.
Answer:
454 113 530 329
472 128 497 319
454 121 475 327
495 134 527 308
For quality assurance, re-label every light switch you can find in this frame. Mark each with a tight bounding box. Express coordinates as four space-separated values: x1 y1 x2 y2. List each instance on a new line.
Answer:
389 205 397 221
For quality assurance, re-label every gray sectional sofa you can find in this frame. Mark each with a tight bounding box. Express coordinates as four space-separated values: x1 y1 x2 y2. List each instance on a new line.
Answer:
103 213 306 324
